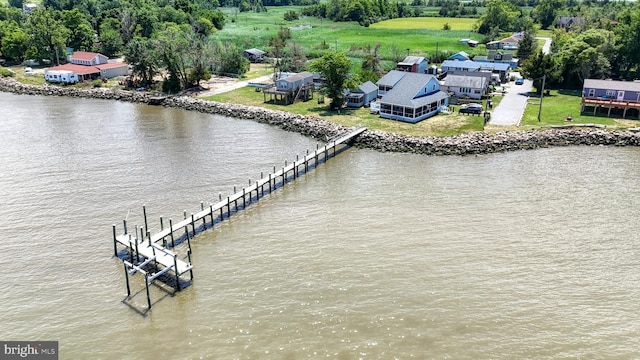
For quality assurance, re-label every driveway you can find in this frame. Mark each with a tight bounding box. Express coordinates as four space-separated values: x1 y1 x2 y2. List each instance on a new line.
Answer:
536 37 552 55
489 77 534 126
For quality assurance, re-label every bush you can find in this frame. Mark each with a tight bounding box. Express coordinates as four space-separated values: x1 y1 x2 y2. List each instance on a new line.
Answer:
0 68 15 77
92 79 103 88
283 10 299 21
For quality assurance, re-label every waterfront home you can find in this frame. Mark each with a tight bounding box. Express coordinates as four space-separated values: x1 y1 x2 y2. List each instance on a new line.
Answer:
346 81 378 108
376 70 407 98
378 72 449 123
45 52 128 83
581 79 640 118
263 71 316 105
396 56 428 74
440 60 510 83
440 74 488 100
556 17 585 31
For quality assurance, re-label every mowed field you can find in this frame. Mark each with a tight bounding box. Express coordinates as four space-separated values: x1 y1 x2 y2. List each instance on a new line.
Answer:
217 7 485 64
370 17 478 31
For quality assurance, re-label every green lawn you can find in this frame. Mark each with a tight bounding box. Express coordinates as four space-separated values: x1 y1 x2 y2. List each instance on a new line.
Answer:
217 8 485 61
203 86 487 137
521 89 640 128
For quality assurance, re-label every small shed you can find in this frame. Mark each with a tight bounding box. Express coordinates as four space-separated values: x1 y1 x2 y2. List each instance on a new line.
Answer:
243 48 266 63
346 81 379 108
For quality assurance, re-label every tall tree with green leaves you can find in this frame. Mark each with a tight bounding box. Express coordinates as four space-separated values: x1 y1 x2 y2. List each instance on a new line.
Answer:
615 6 640 78
521 51 560 93
309 51 355 110
25 8 69 63
63 8 95 51
475 0 521 35
1 21 29 61
532 0 566 29
99 17 123 57
517 31 536 61
124 36 160 86
557 29 616 83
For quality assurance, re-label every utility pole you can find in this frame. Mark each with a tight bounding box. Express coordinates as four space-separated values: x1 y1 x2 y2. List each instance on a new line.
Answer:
538 74 546 122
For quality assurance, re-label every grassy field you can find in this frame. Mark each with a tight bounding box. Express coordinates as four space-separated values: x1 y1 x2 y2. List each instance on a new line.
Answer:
217 7 485 62
202 86 489 137
521 89 639 128
370 17 478 31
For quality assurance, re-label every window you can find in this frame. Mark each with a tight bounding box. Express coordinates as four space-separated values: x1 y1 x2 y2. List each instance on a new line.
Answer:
588 89 595 97
460 87 472 93
606 90 616 97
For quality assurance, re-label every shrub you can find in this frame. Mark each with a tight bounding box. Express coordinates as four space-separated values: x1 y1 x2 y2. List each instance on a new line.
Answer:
283 10 299 21
0 68 15 77
92 79 103 88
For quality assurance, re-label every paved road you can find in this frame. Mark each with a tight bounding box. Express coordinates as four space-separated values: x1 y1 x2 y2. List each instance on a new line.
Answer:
536 37 552 55
489 78 534 126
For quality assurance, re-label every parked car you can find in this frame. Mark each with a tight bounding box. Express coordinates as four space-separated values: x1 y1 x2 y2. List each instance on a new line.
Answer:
459 103 483 114
515 77 524 85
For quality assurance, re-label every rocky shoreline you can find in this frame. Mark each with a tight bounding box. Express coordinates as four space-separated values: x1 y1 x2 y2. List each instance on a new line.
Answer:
1 76 639 156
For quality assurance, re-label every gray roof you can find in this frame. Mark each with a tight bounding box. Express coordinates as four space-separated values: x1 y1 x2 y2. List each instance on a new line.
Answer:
441 60 510 72
379 72 447 107
358 81 378 94
377 70 408 87
280 71 314 83
442 74 487 89
583 79 640 92
244 48 266 55
399 56 426 65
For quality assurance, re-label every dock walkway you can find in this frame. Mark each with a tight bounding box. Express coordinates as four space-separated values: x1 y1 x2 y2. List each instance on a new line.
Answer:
113 126 367 310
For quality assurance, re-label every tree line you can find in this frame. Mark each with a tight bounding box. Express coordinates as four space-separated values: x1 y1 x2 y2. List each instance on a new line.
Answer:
0 0 248 93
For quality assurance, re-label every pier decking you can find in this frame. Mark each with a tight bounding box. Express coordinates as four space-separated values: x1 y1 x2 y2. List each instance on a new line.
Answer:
113 126 366 310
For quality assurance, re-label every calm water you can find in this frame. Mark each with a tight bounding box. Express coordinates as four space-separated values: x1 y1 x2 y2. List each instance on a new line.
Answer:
1 92 639 359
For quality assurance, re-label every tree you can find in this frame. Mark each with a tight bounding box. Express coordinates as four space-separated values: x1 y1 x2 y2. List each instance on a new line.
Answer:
1 21 29 61
63 8 95 51
309 51 354 110
99 18 123 57
521 51 560 93
557 29 615 83
517 31 536 61
124 37 160 86
25 8 69 63
8 0 23 9
615 6 640 78
532 0 566 29
476 0 521 35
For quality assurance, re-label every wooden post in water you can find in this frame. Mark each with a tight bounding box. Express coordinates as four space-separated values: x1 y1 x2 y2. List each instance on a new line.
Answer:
123 219 128 235
306 149 309 172
233 186 238 208
209 204 214 226
242 188 246 208
191 213 196 236
128 236 134 264
112 224 118 256
173 254 181 291
169 218 175 248
143 205 148 235
282 167 286 184
201 202 206 229
160 216 165 246
145 273 151 309
183 210 188 239
256 181 259 199
123 262 131 297
269 174 272 192
226 196 231 217
133 235 140 262
315 144 319 166
187 249 193 279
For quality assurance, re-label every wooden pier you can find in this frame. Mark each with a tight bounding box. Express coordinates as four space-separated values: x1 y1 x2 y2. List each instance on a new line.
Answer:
113 126 366 310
